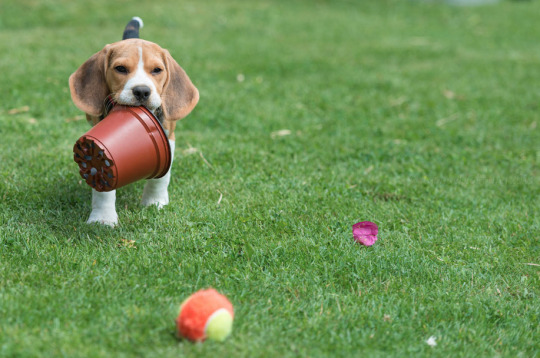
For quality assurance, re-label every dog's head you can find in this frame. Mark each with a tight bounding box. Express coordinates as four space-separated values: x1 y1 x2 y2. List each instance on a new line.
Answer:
69 39 198 121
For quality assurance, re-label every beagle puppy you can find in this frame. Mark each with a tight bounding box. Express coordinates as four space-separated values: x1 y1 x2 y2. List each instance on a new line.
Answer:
69 17 198 226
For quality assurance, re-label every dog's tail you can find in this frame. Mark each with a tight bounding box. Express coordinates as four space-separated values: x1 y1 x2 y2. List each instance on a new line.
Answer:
122 17 144 40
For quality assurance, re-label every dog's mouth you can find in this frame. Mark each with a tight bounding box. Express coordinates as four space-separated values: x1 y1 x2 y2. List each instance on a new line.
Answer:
112 95 149 108
113 89 162 112
105 95 164 122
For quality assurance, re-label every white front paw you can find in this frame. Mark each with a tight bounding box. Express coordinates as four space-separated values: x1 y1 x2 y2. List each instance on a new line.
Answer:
87 209 118 227
141 190 169 209
88 189 118 227
142 140 174 210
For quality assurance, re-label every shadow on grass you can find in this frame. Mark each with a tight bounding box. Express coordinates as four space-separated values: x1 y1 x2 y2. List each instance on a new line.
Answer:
2 178 123 243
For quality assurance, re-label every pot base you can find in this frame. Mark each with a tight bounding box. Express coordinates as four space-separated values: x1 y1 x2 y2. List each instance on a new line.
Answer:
74 137 117 192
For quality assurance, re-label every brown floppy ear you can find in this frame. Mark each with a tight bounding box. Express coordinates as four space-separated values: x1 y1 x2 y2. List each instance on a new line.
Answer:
69 46 110 116
162 50 199 121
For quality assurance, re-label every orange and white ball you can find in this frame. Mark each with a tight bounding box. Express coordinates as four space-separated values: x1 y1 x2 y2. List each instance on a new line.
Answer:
176 288 234 342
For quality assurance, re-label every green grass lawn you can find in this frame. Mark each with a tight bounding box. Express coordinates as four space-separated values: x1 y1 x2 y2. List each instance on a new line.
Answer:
0 0 538 356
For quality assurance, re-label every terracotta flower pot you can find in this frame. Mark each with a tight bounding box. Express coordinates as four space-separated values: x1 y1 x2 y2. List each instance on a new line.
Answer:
73 105 171 192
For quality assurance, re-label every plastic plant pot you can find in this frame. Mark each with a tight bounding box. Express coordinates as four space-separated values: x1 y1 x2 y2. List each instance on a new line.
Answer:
73 105 171 192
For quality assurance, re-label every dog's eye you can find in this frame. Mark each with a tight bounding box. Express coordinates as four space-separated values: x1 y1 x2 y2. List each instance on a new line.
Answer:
151 67 163 75
115 66 128 74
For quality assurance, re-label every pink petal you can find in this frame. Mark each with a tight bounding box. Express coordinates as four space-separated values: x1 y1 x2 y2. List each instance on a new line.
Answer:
352 221 378 246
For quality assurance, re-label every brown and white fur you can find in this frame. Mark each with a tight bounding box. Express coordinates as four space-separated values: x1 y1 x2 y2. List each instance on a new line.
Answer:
69 17 198 226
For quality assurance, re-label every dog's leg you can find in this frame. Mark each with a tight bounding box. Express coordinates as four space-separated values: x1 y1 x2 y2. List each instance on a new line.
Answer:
87 189 118 227
141 139 175 209
84 113 118 226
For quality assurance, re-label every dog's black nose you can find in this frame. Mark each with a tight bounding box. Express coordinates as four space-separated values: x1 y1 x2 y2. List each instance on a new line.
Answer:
132 86 151 102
